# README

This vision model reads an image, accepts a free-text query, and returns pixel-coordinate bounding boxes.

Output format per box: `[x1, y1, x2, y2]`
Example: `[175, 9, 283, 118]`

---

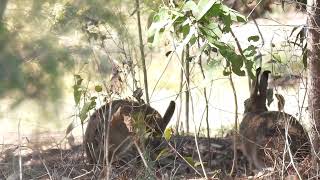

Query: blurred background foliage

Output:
[0, 0, 141, 107]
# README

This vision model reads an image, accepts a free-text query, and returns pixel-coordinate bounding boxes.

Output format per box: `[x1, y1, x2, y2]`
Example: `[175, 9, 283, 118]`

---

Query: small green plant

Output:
[147, 0, 260, 78]
[66, 74, 102, 138]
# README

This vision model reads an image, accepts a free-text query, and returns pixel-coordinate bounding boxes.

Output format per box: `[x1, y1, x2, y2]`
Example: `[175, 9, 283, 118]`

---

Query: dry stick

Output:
[299, 77, 308, 122]
[133, 141, 150, 172]
[177, 42, 207, 177]
[18, 119, 22, 180]
[167, 142, 202, 176]
[189, 92, 208, 179]
[181, 44, 208, 177]
[176, 49, 185, 135]
[170, 34, 186, 134]
[228, 67, 239, 175]
[39, 156, 53, 180]
[240, 0, 265, 47]
[87, 38, 116, 177]
[135, 0, 150, 104]
[246, 0, 263, 19]
[281, 115, 288, 178]
[197, 39, 211, 166]
[284, 120, 303, 180]
[80, 81, 91, 162]
[229, 28, 251, 91]
[197, 79, 215, 137]
[105, 97, 114, 180]
[73, 170, 94, 179]
[185, 44, 190, 134]
[149, 48, 174, 100]
[150, 77, 229, 103]
[252, 18, 265, 47]
[229, 28, 246, 175]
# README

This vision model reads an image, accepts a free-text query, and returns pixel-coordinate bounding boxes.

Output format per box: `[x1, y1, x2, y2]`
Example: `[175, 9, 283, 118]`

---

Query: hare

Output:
[84, 99, 175, 164]
[239, 68, 310, 170]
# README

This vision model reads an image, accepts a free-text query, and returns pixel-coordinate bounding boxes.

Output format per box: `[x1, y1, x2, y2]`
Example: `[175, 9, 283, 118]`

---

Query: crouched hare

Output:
[239, 68, 310, 170]
[84, 99, 175, 164]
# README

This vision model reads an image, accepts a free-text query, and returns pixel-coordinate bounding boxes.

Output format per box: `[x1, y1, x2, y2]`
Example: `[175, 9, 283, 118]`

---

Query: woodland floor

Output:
[0, 134, 312, 180]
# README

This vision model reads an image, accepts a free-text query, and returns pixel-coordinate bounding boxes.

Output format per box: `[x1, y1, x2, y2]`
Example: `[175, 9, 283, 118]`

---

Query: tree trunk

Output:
[307, 0, 320, 173]
[0, 0, 8, 21]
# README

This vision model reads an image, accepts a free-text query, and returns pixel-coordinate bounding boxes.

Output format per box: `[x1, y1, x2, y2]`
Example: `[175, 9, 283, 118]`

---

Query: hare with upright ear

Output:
[239, 68, 310, 170]
[84, 99, 176, 164]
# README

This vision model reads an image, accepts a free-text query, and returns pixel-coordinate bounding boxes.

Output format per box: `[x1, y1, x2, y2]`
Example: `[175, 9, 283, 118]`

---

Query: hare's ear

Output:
[160, 101, 176, 131]
[251, 67, 261, 96]
[259, 70, 271, 98]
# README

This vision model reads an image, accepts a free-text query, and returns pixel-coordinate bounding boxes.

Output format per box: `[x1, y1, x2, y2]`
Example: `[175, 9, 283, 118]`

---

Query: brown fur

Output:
[240, 68, 310, 169]
[84, 99, 175, 164]
[240, 111, 309, 169]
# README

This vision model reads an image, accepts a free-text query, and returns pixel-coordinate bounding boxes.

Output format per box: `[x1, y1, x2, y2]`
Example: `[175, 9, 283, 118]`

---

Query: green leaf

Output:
[229, 9, 246, 22]
[177, 25, 196, 50]
[73, 84, 82, 106]
[183, 1, 198, 17]
[199, 22, 222, 41]
[215, 43, 245, 76]
[243, 45, 257, 57]
[73, 74, 84, 105]
[184, 156, 195, 167]
[272, 53, 282, 62]
[207, 22, 222, 37]
[74, 74, 83, 86]
[156, 148, 170, 160]
[205, 3, 222, 17]
[173, 16, 187, 34]
[220, 4, 230, 15]
[228, 54, 245, 76]
[248, 35, 260, 42]
[147, 9, 172, 45]
[223, 68, 231, 76]
[147, 12, 156, 28]
[245, 60, 255, 79]
[196, 0, 216, 20]
[189, 35, 197, 46]
[221, 14, 232, 32]
[195, 161, 207, 167]
[182, 24, 190, 39]
[95, 85, 102, 92]
[164, 127, 173, 141]
[79, 100, 96, 122]
[66, 120, 76, 135]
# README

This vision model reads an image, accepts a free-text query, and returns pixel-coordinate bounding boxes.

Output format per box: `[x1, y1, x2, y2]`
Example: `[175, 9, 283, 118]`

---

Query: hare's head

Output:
[244, 68, 271, 113]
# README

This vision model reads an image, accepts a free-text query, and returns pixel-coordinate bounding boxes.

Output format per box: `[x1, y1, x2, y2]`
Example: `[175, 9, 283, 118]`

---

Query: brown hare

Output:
[239, 68, 310, 170]
[84, 99, 175, 164]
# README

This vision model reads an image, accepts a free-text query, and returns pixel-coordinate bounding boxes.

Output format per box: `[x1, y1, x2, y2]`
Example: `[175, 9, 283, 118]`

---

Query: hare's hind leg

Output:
[242, 143, 264, 170]
[252, 148, 265, 170]
[241, 143, 255, 170]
